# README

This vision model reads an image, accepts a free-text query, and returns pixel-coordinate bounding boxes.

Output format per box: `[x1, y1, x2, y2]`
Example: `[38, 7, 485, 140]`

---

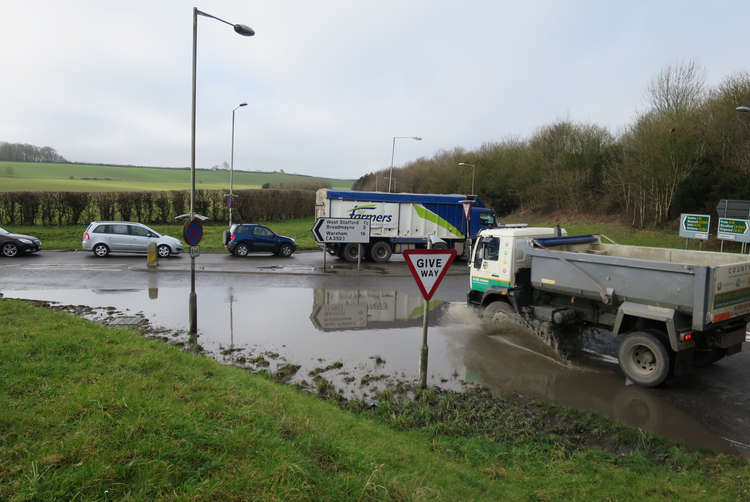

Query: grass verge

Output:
[1, 299, 748, 500]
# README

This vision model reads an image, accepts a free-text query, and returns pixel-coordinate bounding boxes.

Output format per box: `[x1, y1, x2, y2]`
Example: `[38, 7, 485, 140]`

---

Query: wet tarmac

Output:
[2, 251, 750, 458]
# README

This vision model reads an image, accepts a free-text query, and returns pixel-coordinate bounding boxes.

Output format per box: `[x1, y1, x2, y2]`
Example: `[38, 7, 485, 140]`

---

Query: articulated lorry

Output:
[468, 226, 749, 387]
[315, 189, 497, 262]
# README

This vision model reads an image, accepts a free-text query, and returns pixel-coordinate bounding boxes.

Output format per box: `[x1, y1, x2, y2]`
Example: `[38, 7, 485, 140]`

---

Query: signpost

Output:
[312, 218, 371, 272]
[718, 217, 750, 253]
[310, 304, 368, 331]
[460, 200, 472, 258]
[679, 213, 710, 249]
[403, 248, 457, 389]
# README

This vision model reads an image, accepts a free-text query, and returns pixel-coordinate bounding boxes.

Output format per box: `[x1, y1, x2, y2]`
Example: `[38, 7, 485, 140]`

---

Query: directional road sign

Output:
[183, 218, 204, 246]
[679, 213, 710, 240]
[718, 218, 750, 243]
[310, 304, 368, 331]
[403, 249, 457, 300]
[312, 218, 370, 243]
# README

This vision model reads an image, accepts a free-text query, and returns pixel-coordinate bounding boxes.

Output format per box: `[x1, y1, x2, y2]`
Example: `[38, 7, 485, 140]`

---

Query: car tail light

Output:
[83, 232, 90, 240]
[680, 332, 693, 342]
[230, 233, 235, 241]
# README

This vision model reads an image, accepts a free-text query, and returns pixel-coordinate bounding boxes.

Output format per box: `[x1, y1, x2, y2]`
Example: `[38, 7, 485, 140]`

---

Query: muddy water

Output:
[2, 284, 739, 456]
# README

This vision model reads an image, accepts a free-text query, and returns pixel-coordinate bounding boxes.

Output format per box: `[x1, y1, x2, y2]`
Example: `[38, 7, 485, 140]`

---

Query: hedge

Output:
[0, 189, 315, 226]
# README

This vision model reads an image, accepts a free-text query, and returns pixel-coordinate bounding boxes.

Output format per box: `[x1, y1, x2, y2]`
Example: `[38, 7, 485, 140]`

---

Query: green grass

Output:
[0, 161, 354, 192]
[1, 299, 748, 501]
[6, 218, 320, 252]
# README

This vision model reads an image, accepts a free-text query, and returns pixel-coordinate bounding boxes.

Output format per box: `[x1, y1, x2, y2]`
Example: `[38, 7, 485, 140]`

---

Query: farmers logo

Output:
[348, 204, 393, 223]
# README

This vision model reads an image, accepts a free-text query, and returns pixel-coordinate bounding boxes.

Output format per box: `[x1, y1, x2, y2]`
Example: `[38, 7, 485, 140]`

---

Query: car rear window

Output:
[93, 225, 110, 234]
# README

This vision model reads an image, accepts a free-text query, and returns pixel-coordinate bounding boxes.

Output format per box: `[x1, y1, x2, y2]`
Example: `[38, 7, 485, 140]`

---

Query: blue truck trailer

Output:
[315, 189, 497, 262]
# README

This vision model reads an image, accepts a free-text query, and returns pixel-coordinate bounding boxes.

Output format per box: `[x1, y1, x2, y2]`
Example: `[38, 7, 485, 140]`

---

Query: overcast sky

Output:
[1, 1, 749, 179]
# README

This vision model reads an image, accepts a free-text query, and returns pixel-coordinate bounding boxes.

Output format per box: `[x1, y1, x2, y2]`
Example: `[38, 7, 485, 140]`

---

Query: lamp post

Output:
[388, 136, 422, 192]
[189, 8, 254, 336]
[228, 102, 247, 228]
[457, 162, 476, 195]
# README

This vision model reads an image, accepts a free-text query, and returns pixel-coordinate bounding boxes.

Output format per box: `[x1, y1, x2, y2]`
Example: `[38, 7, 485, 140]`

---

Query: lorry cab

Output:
[468, 226, 564, 305]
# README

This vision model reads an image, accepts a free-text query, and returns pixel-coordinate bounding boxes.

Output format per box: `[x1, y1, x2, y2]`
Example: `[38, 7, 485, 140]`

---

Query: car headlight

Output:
[18, 238, 32, 244]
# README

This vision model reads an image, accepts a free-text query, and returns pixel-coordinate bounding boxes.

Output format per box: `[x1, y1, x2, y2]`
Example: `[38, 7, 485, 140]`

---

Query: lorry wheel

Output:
[618, 331, 670, 387]
[480, 301, 516, 332]
[342, 243, 361, 263]
[369, 241, 392, 263]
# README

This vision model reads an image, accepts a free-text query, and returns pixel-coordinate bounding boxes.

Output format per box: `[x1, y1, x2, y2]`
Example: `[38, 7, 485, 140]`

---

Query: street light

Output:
[737, 106, 750, 113]
[188, 8, 254, 336]
[457, 162, 476, 195]
[227, 102, 247, 228]
[388, 136, 422, 192]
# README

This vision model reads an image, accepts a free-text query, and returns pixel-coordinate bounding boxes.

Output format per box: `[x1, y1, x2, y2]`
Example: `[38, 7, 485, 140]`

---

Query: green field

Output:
[0, 161, 354, 192]
[1, 299, 748, 500]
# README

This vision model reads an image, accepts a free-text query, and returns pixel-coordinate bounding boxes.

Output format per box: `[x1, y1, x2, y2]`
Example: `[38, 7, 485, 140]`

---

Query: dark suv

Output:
[225, 224, 296, 257]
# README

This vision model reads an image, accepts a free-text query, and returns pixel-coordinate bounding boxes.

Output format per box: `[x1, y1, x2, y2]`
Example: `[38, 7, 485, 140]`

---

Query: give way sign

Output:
[403, 249, 457, 300]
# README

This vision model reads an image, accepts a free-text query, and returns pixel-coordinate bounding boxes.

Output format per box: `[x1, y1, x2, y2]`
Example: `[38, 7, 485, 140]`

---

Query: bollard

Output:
[147, 242, 158, 268]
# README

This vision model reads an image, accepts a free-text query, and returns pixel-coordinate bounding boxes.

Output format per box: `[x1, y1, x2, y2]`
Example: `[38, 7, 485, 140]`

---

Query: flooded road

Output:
[2, 252, 749, 458]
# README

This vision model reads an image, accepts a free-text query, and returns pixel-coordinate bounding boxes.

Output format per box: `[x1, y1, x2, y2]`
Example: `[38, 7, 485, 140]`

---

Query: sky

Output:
[1, 1, 749, 180]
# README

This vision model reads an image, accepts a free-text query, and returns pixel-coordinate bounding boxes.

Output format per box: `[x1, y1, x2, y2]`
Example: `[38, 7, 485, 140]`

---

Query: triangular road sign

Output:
[403, 249, 457, 300]
[461, 200, 472, 220]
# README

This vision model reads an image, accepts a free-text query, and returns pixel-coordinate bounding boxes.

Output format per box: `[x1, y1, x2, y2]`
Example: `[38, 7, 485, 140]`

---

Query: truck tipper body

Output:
[315, 189, 497, 262]
[468, 226, 749, 387]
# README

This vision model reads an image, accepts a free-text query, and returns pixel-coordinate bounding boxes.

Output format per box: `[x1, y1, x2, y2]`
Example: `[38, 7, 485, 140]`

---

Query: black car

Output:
[0, 226, 42, 257]
[225, 223, 296, 257]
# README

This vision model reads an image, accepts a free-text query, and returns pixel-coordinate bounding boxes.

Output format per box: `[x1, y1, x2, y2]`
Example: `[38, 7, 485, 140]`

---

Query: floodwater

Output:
[2, 282, 743, 456]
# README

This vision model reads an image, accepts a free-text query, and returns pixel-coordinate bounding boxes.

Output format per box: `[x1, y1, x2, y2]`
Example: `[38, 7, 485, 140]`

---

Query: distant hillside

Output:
[0, 161, 354, 192]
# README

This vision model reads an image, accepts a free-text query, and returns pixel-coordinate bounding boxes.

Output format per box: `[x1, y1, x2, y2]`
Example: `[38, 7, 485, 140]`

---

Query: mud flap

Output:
[672, 348, 695, 377]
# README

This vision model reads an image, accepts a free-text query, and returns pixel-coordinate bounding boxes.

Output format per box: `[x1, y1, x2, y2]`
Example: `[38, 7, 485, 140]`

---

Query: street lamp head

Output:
[738, 106, 750, 113]
[239, 102, 247, 107]
[457, 162, 475, 167]
[413, 136, 423, 141]
[234, 24, 255, 36]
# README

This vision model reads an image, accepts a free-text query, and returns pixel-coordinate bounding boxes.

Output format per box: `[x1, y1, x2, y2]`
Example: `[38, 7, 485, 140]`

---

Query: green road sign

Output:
[718, 217, 750, 243]
[679, 213, 710, 240]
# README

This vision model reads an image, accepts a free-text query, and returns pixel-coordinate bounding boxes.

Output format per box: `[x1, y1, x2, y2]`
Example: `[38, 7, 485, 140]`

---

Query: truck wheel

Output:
[481, 301, 516, 332]
[618, 331, 670, 387]
[369, 241, 392, 262]
[342, 243, 361, 263]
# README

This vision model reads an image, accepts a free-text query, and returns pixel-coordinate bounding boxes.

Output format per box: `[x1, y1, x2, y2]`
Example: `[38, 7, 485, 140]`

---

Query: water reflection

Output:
[310, 288, 446, 331]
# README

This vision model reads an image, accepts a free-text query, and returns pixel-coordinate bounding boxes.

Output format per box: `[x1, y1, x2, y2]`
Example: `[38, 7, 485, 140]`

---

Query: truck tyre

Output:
[342, 243, 361, 263]
[618, 331, 670, 387]
[369, 241, 392, 263]
[480, 301, 516, 332]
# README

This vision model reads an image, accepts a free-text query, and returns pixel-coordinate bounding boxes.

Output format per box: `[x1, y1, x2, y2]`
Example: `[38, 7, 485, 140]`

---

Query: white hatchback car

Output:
[82, 221, 184, 258]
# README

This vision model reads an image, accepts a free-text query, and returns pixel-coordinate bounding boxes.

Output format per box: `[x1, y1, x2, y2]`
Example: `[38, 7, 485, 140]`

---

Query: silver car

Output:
[82, 221, 184, 258]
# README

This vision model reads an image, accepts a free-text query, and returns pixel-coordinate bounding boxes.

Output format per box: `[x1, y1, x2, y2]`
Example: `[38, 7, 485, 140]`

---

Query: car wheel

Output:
[369, 241, 392, 263]
[157, 244, 171, 258]
[93, 243, 110, 258]
[2, 242, 19, 257]
[618, 331, 670, 387]
[278, 243, 294, 257]
[234, 243, 249, 257]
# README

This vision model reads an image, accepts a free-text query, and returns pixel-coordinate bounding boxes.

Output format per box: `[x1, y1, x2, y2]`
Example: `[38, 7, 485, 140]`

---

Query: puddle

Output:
[1, 284, 742, 456]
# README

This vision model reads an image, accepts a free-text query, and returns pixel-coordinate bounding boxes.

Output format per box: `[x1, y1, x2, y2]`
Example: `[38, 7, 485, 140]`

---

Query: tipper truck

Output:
[315, 188, 497, 262]
[468, 225, 749, 387]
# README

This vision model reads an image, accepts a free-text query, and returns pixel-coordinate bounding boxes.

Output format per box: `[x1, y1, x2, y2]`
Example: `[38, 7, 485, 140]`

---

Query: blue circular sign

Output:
[183, 218, 204, 246]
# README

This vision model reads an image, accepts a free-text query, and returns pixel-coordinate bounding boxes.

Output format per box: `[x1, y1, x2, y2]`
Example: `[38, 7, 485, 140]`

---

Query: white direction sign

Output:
[312, 218, 370, 243]
[403, 249, 457, 300]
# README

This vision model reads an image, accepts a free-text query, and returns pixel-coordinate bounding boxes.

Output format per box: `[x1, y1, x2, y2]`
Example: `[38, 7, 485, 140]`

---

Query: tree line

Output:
[0, 189, 315, 226]
[0, 142, 68, 163]
[354, 63, 750, 228]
